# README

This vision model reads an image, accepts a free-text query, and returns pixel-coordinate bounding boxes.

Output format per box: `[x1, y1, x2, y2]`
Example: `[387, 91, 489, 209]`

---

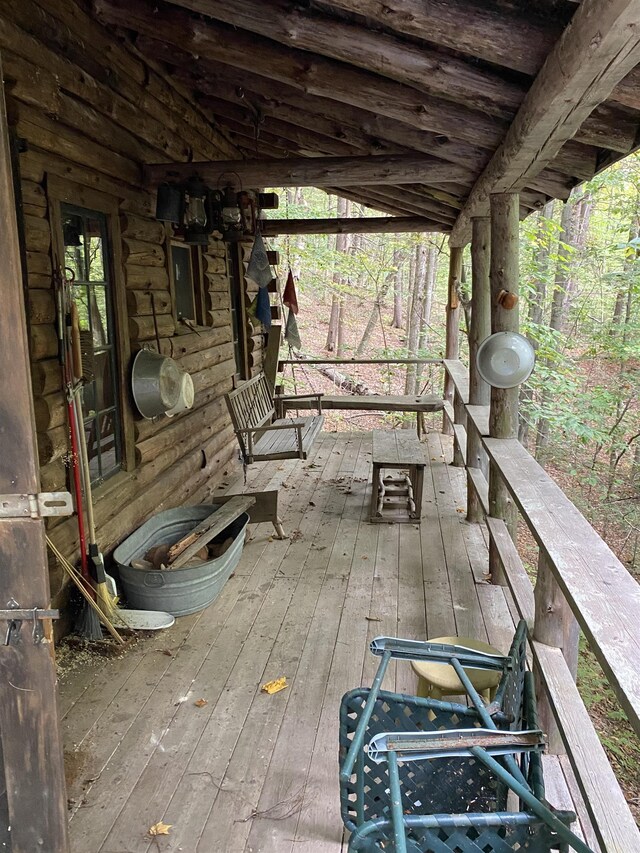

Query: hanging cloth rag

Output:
[282, 268, 299, 314]
[254, 285, 272, 328]
[246, 232, 273, 289]
[284, 307, 301, 350]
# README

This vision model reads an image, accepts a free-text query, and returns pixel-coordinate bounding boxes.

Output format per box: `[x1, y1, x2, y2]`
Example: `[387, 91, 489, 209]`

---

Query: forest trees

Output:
[268, 165, 639, 572]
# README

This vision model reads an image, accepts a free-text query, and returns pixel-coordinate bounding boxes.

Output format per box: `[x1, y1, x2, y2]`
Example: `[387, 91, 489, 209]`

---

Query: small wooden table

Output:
[370, 430, 426, 523]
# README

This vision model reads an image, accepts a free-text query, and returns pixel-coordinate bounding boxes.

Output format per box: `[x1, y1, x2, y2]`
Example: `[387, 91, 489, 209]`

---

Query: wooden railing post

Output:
[533, 552, 581, 753]
[443, 245, 463, 436]
[451, 389, 466, 466]
[488, 193, 519, 582]
[467, 216, 491, 521]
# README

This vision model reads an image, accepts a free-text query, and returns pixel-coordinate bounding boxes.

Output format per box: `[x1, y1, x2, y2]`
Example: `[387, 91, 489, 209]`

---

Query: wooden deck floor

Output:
[58, 431, 584, 853]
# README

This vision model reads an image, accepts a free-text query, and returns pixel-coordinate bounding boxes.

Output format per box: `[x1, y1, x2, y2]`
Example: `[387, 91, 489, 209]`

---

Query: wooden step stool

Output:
[370, 430, 425, 523]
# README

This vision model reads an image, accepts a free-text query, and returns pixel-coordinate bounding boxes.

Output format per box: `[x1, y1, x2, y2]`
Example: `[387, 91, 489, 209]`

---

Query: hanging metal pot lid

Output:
[131, 349, 183, 419]
[476, 332, 535, 389]
[165, 372, 195, 418]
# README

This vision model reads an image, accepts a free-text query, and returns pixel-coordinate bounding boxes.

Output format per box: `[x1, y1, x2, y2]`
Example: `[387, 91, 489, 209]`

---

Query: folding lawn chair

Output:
[338, 621, 592, 853]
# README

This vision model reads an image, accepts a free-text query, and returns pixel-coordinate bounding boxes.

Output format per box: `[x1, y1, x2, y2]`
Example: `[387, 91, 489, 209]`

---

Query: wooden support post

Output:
[488, 193, 519, 581]
[467, 216, 491, 521]
[533, 552, 581, 753]
[0, 63, 70, 852]
[443, 245, 462, 436]
[451, 390, 466, 467]
[263, 323, 282, 395]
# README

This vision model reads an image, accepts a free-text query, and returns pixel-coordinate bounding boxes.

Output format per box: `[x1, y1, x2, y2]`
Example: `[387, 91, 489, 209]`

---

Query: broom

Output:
[56, 276, 102, 639]
[46, 537, 124, 644]
[70, 302, 118, 621]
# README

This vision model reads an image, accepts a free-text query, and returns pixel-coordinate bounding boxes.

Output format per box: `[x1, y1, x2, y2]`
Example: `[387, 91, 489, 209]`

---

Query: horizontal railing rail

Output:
[278, 357, 444, 368]
[442, 358, 640, 853]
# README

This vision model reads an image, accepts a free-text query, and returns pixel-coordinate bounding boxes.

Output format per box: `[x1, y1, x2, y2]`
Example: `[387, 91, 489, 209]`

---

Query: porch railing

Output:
[443, 359, 640, 853]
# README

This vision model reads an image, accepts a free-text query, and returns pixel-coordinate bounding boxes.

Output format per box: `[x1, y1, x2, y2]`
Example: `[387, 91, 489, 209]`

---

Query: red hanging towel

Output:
[282, 268, 299, 315]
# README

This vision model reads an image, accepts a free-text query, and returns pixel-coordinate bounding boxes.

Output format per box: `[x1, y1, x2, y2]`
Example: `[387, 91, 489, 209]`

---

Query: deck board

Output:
[58, 431, 585, 852]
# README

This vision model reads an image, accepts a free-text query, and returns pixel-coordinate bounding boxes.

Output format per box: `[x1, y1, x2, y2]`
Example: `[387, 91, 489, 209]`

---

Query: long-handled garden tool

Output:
[56, 270, 102, 640]
[69, 300, 118, 621]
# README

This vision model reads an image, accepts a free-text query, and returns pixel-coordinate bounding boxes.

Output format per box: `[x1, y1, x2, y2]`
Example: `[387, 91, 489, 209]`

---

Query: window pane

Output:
[63, 203, 122, 485]
[63, 213, 86, 281]
[91, 286, 109, 347]
[85, 422, 101, 481]
[73, 285, 91, 331]
[86, 218, 107, 282]
[173, 244, 196, 319]
[92, 350, 115, 412]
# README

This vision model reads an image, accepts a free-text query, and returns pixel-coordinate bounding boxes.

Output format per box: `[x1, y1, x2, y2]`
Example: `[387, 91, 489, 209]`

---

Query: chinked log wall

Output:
[1, 0, 260, 621]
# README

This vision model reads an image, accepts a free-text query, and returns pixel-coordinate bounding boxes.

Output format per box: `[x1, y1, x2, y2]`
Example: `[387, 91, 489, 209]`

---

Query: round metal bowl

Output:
[131, 349, 183, 419]
[166, 372, 195, 418]
[476, 331, 535, 389]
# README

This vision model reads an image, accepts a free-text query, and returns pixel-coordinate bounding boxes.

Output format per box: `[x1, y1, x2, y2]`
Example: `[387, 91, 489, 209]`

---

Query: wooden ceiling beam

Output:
[164, 0, 524, 120]
[321, 0, 566, 77]
[260, 216, 445, 235]
[94, 0, 507, 150]
[206, 108, 359, 158]
[451, 0, 640, 245]
[136, 36, 598, 183]
[327, 187, 419, 219]
[198, 94, 384, 156]
[144, 152, 474, 189]
[353, 186, 454, 222]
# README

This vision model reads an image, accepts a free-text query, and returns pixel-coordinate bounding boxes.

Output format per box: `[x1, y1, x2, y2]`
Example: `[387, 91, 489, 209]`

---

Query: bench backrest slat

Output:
[226, 373, 276, 461]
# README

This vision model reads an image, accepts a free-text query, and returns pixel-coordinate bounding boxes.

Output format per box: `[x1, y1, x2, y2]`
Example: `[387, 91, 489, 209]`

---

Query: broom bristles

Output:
[75, 597, 103, 641]
[95, 582, 118, 620]
[46, 537, 124, 644]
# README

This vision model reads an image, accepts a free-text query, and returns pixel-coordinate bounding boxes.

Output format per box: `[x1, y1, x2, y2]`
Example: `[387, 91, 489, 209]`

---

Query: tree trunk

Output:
[416, 241, 438, 390]
[549, 193, 576, 334]
[536, 192, 581, 458]
[391, 248, 404, 328]
[325, 196, 350, 351]
[563, 191, 592, 323]
[404, 242, 428, 398]
[356, 278, 391, 356]
[325, 294, 340, 351]
[337, 297, 346, 356]
[520, 202, 553, 445]
[529, 201, 554, 328]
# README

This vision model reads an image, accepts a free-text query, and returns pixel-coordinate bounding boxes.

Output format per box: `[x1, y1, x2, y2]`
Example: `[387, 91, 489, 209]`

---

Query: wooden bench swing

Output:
[225, 371, 324, 464]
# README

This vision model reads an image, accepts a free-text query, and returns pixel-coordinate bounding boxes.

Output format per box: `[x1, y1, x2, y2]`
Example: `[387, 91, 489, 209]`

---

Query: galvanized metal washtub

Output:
[113, 505, 249, 616]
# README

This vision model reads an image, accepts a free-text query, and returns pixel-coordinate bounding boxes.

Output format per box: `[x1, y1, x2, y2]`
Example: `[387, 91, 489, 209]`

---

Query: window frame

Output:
[166, 229, 207, 328]
[227, 242, 251, 382]
[48, 177, 135, 482]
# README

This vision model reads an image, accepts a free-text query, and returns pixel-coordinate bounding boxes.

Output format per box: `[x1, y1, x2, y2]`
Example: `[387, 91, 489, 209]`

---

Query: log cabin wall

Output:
[0, 0, 264, 629]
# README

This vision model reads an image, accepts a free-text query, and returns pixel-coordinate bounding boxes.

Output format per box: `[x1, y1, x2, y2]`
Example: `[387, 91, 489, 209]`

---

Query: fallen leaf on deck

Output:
[194, 698, 208, 708]
[261, 676, 288, 694]
[366, 616, 382, 622]
[148, 821, 172, 836]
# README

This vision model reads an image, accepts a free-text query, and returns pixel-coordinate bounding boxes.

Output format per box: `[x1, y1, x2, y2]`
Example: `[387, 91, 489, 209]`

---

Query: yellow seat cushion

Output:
[410, 636, 502, 700]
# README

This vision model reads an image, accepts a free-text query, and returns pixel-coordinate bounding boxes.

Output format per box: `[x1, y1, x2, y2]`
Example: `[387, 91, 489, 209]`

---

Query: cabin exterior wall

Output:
[1, 0, 263, 630]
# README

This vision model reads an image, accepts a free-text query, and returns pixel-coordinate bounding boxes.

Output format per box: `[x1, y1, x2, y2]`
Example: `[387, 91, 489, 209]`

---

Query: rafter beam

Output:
[94, 0, 506, 150]
[163, 0, 524, 120]
[135, 36, 600, 182]
[144, 153, 472, 189]
[322, 0, 566, 77]
[451, 0, 640, 246]
[260, 216, 444, 235]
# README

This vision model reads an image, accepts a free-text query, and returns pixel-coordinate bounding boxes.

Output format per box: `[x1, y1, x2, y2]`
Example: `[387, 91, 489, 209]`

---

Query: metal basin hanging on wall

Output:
[131, 349, 183, 419]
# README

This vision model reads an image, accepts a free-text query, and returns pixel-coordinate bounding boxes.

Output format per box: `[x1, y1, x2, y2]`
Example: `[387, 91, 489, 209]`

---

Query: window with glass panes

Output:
[62, 205, 122, 484]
